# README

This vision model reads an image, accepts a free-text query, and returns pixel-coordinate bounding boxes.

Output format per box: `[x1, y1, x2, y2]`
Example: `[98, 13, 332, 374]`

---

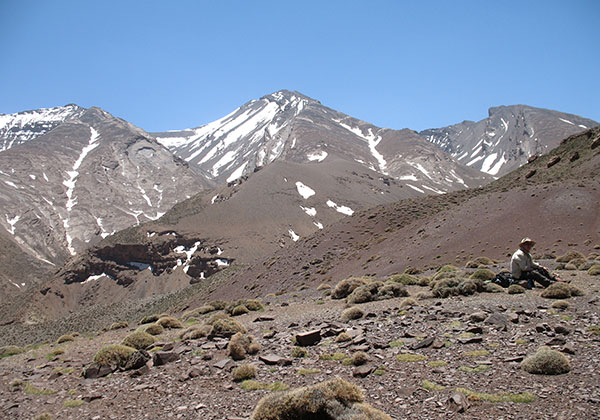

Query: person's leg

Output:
[529, 270, 551, 288]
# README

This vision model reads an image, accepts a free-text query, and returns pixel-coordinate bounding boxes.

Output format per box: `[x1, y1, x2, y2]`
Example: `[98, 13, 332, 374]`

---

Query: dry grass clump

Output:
[551, 300, 569, 310]
[231, 305, 250, 316]
[507, 284, 526, 294]
[209, 316, 247, 338]
[228, 332, 260, 360]
[588, 264, 600, 275]
[349, 351, 369, 366]
[521, 347, 571, 375]
[144, 323, 164, 335]
[388, 273, 419, 285]
[331, 277, 370, 299]
[431, 276, 484, 298]
[209, 300, 228, 310]
[108, 321, 128, 330]
[340, 306, 365, 322]
[346, 280, 407, 304]
[122, 331, 156, 350]
[556, 250, 585, 263]
[180, 324, 213, 340]
[183, 305, 216, 320]
[317, 283, 331, 291]
[541, 283, 584, 299]
[291, 347, 308, 358]
[483, 282, 505, 293]
[469, 269, 496, 281]
[0, 345, 25, 358]
[250, 378, 392, 420]
[232, 363, 257, 382]
[336, 332, 352, 343]
[35, 413, 53, 420]
[399, 297, 418, 308]
[93, 344, 136, 367]
[156, 317, 184, 329]
[465, 256, 493, 268]
[139, 314, 159, 324]
[56, 334, 75, 344]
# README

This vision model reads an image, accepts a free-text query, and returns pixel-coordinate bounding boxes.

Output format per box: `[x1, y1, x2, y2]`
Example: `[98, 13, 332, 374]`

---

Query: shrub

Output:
[418, 276, 431, 286]
[458, 279, 484, 295]
[93, 344, 136, 367]
[209, 300, 228, 310]
[508, 284, 526, 294]
[242, 380, 289, 392]
[139, 314, 159, 324]
[350, 351, 369, 366]
[244, 299, 264, 311]
[556, 250, 585, 263]
[541, 283, 572, 299]
[0, 345, 25, 358]
[335, 332, 352, 343]
[63, 399, 85, 408]
[469, 269, 496, 281]
[183, 305, 216, 319]
[317, 283, 331, 291]
[122, 331, 155, 350]
[56, 334, 75, 344]
[551, 300, 569, 310]
[331, 277, 370, 299]
[340, 306, 364, 322]
[35, 414, 53, 420]
[465, 256, 493, 268]
[291, 347, 308, 358]
[399, 297, 417, 308]
[347, 281, 382, 304]
[483, 282, 505, 293]
[108, 321, 128, 330]
[377, 282, 408, 299]
[231, 305, 250, 316]
[210, 317, 247, 338]
[431, 265, 462, 282]
[180, 324, 213, 340]
[144, 323, 164, 335]
[228, 333, 260, 360]
[388, 273, 419, 285]
[404, 266, 421, 275]
[232, 363, 257, 382]
[250, 378, 392, 420]
[521, 347, 571, 375]
[588, 264, 600, 275]
[568, 284, 584, 296]
[156, 317, 183, 329]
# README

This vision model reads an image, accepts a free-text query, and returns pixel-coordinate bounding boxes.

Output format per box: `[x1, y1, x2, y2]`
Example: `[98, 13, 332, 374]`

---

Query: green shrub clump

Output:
[93, 344, 136, 367]
[156, 317, 184, 329]
[122, 331, 156, 350]
[331, 277, 370, 299]
[139, 314, 159, 324]
[250, 378, 392, 420]
[541, 283, 584, 299]
[507, 284, 526, 294]
[180, 324, 213, 340]
[521, 347, 571, 375]
[0, 345, 25, 358]
[556, 250, 585, 263]
[108, 321, 129, 330]
[388, 273, 419, 285]
[228, 332, 260, 360]
[469, 269, 496, 281]
[56, 334, 75, 344]
[291, 347, 308, 358]
[232, 363, 257, 382]
[144, 323, 164, 335]
[209, 316, 247, 338]
[588, 264, 600, 276]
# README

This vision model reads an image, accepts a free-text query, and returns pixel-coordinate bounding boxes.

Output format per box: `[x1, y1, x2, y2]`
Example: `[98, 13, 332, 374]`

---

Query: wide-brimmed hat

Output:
[520, 237, 536, 246]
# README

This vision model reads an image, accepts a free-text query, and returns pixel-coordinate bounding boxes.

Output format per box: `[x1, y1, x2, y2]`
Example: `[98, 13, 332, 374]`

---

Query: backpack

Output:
[491, 271, 514, 288]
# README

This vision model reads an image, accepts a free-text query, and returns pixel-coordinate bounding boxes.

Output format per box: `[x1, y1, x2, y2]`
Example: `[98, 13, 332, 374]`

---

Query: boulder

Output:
[295, 330, 321, 346]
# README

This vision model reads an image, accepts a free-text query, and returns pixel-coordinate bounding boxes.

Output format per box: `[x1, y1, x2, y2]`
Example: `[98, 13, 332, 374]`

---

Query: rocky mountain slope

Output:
[0, 107, 210, 302]
[213, 127, 600, 301]
[421, 105, 598, 176]
[155, 90, 489, 193]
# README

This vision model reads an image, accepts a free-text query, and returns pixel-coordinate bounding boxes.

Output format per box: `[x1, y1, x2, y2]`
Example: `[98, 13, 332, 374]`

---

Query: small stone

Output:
[545, 337, 567, 347]
[83, 364, 114, 379]
[259, 354, 292, 366]
[447, 391, 470, 413]
[485, 313, 508, 330]
[470, 312, 487, 323]
[353, 365, 375, 378]
[465, 326, 483, 334]
[560, 345, 576, 355]
[411, 336, 435, 350]
[254, 316, 275, 322]
[153, 351, 179, 366]
[213, 359, 232, 370]
[458, 336, 483, 345]
[554, 325, 571, 335]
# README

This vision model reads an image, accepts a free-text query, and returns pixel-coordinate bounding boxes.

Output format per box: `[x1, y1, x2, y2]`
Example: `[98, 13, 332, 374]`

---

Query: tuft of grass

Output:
[521, 347, 571, 375]
[464, 350, 490, 357]
[209, 316, 247, 338]
[231, 305, 250, 316]
[63, 399, 85, 408]
[340, 306, 364, 322]
[108, 321, 128, 330]
[588, 325, 600, 335]
[241, 380, 289, 391]
[455, 387, 536, 403]
[156, 317, 183, 329]
[396, 353, 428, 362]
[56, 334, 75, 344]
[427, 360, 448, 368]
[459, 365, 490, 373]
[422, 380, 445, 391]
[122, 331, 155, 350]
[144, 323, 164, 335]
[232, 364, 257, 382]
[35, 414, 53, 420]
[335, 332, 352, 343]
[551, 301, 569, 310]
[93, 344, 136, 367]
[46, 349, 64, 361]
[139, 314, 159, 324]
[469, 269, 496, 281]
[374, 366, 386, 376]
[507, 284, 526, 294]
[291, 347, 308, 358]
[297, 368, 321, 375]
[389, 339, 405, 348]
[0, 345, 25, 358]
[24, 382, 56, 395]
[319, 353, 347, 361]
[588, 264, 600, 275]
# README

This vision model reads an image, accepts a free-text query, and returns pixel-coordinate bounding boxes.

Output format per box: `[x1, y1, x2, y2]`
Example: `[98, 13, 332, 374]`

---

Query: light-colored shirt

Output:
[510, 248, 539, 279]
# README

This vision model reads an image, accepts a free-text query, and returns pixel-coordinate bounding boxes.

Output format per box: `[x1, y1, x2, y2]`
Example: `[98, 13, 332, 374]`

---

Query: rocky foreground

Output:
[1, 263, 599, 420]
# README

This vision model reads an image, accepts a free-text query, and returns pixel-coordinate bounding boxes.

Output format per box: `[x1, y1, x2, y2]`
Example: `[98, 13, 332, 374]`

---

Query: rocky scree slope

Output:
[421, 104, 598, 177]
[0, 106, 210, 303]
[214, 127, 600, 301]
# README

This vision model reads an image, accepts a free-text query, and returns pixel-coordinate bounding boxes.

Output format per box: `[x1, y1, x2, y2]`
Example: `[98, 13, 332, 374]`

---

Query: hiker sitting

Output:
[510, 238, 555, 289]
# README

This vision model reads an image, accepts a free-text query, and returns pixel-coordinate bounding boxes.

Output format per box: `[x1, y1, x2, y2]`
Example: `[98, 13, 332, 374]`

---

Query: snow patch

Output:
[296, 181, 315, 199]
[307, 150, 328, 162]
[4, 180, 18, 189]
[326, 200, 354, 215]
[226, 161, 248, 183]
[6, 214, 20, 235]
[398, 175, 418, 182]
[82, 273, 113, 284]
[313, 221, 324, 229]
[559, 118, 574, 126]
[300, 206, 317, 217]
[288, 229, 299, 241]
[407, 184, 425, 194]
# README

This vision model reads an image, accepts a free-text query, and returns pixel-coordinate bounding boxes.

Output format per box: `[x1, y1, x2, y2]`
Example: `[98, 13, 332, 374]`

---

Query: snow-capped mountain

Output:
[155, 90, 489, 193]
[0, 106, 209, 302]
[0, 104, 86, 152]
[421, 105, 598, 176]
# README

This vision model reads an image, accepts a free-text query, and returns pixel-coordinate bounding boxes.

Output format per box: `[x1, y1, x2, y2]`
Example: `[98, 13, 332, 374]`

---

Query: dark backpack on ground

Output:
[491, 271, 514, 288]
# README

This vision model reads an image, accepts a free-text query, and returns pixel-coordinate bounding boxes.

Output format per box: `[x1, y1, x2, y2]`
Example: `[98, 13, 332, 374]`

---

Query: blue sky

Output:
[1, 0, 598, 132]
